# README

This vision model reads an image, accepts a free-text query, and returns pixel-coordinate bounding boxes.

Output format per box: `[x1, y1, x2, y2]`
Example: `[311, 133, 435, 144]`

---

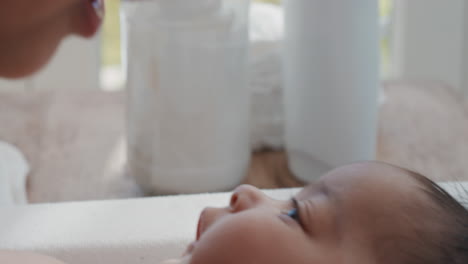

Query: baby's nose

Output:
[229, 184, 268, 212]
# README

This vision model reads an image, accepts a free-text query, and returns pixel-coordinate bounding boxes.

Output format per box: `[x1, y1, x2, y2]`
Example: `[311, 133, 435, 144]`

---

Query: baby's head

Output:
[171, 161, 468, 264]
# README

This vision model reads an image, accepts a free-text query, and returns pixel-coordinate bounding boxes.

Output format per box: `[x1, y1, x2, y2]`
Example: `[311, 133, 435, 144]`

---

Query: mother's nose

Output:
[229, 184, 269, 212]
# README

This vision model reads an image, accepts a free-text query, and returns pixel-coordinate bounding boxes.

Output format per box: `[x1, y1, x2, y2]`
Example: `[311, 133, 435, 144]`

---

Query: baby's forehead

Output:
[299, 163, 433, 216]
[318, 162, 420, 192]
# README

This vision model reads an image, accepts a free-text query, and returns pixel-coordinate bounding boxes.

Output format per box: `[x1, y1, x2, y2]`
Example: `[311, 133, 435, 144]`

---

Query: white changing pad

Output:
[0, 184, 466, 264]
[0, 189, 297, 264]
[0, 141, 29, 206]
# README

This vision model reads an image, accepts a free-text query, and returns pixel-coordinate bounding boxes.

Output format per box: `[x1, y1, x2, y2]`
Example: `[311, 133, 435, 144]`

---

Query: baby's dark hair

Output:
[398, 171, 468, 264]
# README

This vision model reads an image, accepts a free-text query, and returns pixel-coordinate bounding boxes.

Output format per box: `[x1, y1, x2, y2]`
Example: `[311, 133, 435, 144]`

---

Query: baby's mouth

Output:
[184, 242, 196, 256]
[196, 209, 206, 241]
[196, 217, 202, 241]
[183, 210, 206, 256]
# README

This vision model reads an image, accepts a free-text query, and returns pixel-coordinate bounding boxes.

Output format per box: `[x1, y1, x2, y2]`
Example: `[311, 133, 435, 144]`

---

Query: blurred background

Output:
[100, 0, 393, 91]
[1, 0, 466, 96]
[1, 0, 468, 203]
[0, 0, 395, 92]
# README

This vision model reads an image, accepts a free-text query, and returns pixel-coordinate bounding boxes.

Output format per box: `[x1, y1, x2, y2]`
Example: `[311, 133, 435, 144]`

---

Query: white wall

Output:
[462, 2, 468, 97]
[31, 35, 101, 91]
[392, 0, 468, 96]
[4, 2, 468, 95]
[0, 35, 100, 91]
[0, 79, 29, 92]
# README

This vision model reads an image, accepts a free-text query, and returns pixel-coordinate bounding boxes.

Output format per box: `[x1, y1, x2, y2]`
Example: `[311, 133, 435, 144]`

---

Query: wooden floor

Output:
[244, 150, 304, 189]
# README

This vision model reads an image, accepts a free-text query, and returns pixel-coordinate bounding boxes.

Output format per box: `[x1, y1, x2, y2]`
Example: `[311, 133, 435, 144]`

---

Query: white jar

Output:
[283, 0, 380, 181]
[122, 0, 251, 194]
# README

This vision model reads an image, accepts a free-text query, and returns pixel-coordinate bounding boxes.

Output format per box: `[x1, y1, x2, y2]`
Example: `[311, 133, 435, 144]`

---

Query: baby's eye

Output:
[287, 208, 300, 222]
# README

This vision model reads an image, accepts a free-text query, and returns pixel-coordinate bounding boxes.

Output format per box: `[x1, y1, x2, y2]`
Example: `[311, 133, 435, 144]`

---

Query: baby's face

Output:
[184, 162, 430, 264]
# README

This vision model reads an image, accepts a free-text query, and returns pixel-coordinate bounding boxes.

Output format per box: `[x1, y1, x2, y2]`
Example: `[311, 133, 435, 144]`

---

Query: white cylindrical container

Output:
[122, 0, 251, 194]
[283, 0, 380, 182]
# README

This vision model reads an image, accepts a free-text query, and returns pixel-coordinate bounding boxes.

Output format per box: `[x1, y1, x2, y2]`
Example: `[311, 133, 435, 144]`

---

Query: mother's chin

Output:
[0, 10, 76, 78]
[0, 33, 63, 79]
[0, 0, 104, 79]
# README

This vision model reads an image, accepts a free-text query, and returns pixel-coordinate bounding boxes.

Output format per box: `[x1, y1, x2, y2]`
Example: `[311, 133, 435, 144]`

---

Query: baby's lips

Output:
[196, 207, 228, 241]
[183, 242, 196, 256]
[196, 209, 206, 241]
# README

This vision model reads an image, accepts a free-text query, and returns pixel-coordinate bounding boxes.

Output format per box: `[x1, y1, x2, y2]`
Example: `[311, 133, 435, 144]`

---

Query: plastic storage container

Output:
[122, 0, 251, 194]
[283, 0, 380, 181]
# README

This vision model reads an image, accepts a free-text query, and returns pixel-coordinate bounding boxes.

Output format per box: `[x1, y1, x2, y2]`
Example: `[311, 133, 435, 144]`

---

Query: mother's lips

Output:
[91, 0, 105, 20]
[79, 0, 105, 38]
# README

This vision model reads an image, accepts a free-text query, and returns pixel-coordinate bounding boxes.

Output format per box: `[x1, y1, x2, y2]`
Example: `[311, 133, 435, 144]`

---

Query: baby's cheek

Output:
[191, 226, 251, 263]
[190, 214, 291, 264]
